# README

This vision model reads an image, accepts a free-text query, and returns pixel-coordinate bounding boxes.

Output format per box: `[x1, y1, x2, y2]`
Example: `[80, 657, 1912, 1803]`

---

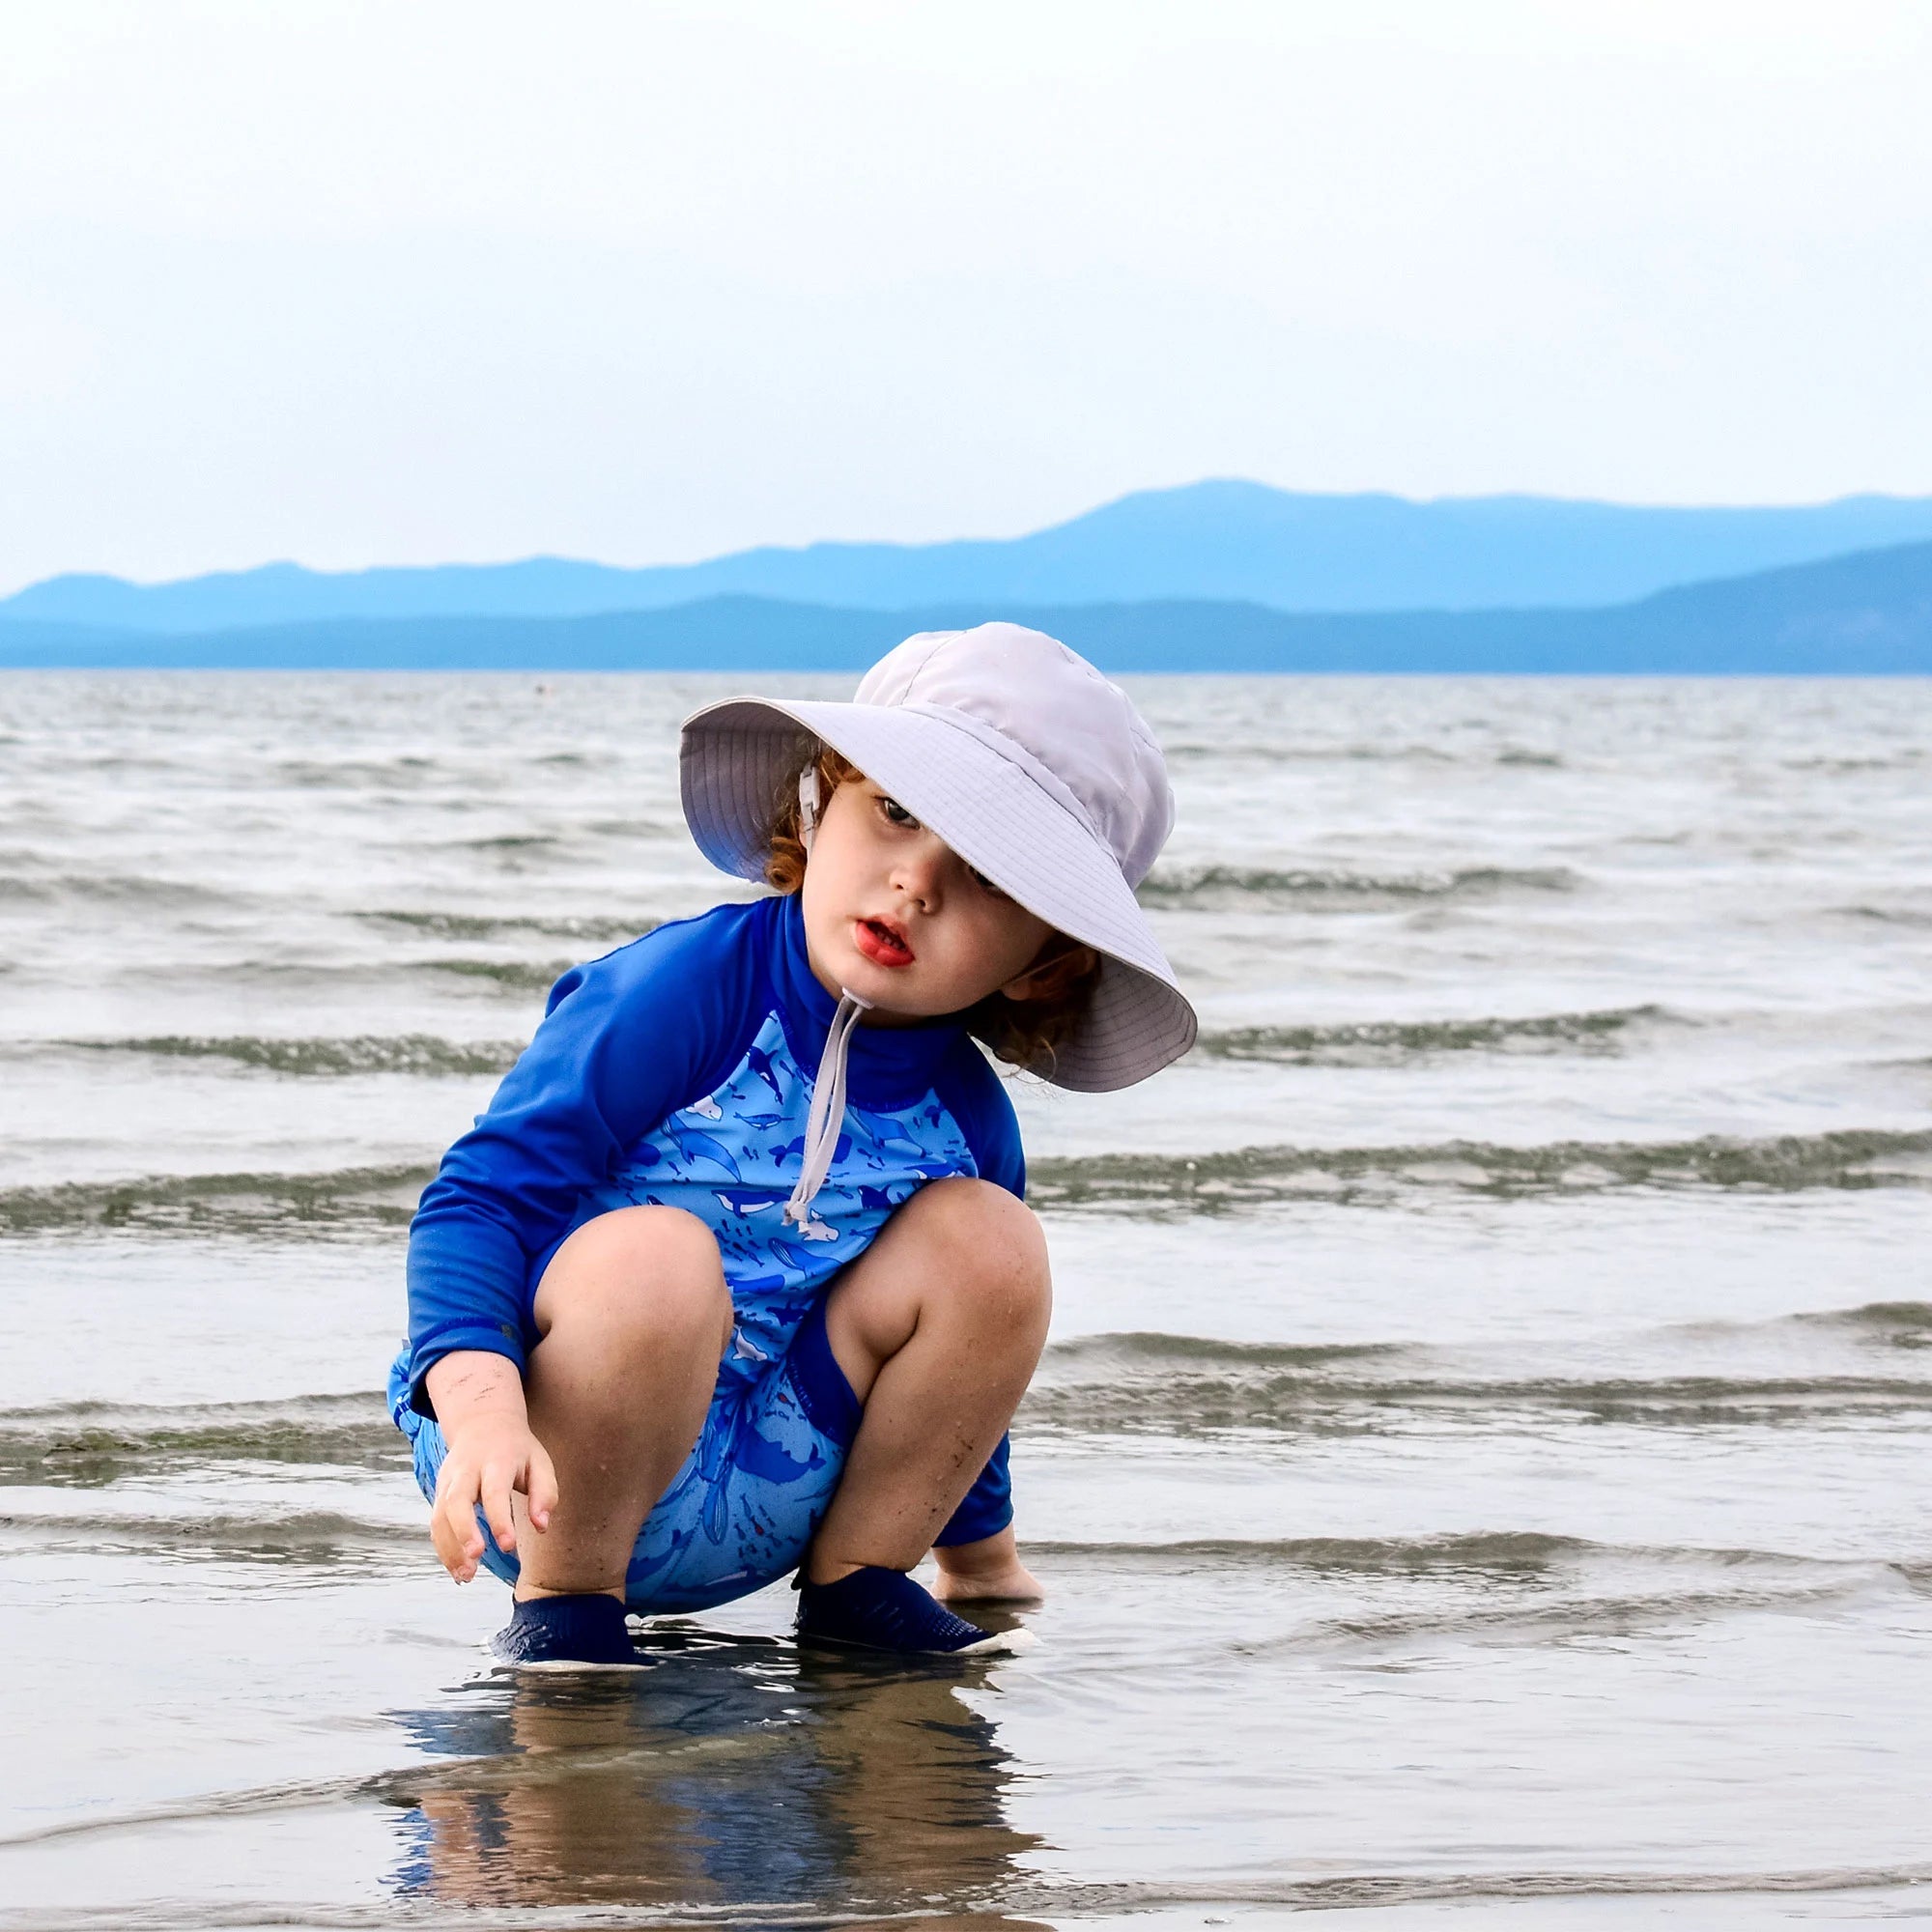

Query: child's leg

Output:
[515, 1206, 732, 1600]
[810, 1178, 1052, 1587]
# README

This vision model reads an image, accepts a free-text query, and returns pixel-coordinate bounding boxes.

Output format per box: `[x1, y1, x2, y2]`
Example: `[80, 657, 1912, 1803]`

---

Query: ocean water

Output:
[1, 670, 1929, 1929]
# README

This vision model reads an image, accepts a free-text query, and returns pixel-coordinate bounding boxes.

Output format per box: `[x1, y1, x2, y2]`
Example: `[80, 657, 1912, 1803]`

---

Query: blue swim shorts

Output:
[399, 1301, 863, 1614]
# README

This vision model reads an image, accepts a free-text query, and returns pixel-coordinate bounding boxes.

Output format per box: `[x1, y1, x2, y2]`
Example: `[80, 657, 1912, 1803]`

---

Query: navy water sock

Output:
[489, 1593, 648, 1671]
[795, 1565, 1034, 1657]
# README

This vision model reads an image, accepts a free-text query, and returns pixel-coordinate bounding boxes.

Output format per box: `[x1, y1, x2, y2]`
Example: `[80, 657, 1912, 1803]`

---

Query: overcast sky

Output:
[3, 0, 1930, 590]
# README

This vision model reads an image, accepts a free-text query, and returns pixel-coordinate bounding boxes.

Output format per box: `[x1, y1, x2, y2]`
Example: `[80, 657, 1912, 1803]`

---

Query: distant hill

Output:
[4, 538, 1930, 674]
[9, 482, 1932, 631]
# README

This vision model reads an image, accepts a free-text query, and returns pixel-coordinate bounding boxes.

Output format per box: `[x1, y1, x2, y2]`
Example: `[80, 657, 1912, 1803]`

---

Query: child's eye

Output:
[968, 866, 1009, 899]
[878, 796, 920, 828]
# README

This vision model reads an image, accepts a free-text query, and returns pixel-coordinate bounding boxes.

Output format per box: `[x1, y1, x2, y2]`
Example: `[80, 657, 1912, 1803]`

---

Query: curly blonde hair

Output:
[764, 744, 1101, 1078]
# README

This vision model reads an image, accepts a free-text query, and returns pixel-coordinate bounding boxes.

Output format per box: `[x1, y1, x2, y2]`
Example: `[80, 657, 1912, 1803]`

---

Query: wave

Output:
[1161, 741, 1564, 770]
[1026, 1126, 1932, 1214]
[0, 1163, 432, 1236]
[0, 1505, 420, 1564]
[1023, 1529, 1610, 1576]
[1832, 903, 1932, 928]
[1024, 1329, 1932, 1436]
[1041, 1315, 1932, 1372]
[1164, 738, 1462, 765]
[1668, 1299, 1932, 1355]
[1244, 1579, 1894, 1659]
[1020, 1529, 1918, 1667]
[1137, 863, 1581, 911]
[5, 1868, 1929, 1921]
[270, 754, 440, 789]
[0, 870, 234, 908]
[419, 955, 574, 990]
[1044, 1330, 1401, 1371]
[585, 816, 679, 840]
[1191, 1004, 1672, 1065]
[213, 956, 573, 992]
[449, 832, 566, 853]
[53, 1035, 524, 1077]
[0, 1391, 400, 1486]
[184, 956, 570, 996]
[1786, 751, 1926, 771]
[10, 1133, 1927, 1246]
[1023, 1372, 1932, 1437]
[1018, 1862, 1932, 1913]
[357, 909, 657, 944]
[1791, 1298, 1932, 1348]
[1021, 1532, 1916, 1588]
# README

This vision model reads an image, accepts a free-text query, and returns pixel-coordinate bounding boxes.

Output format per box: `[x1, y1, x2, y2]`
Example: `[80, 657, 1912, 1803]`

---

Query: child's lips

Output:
[854, 917, 916, 968]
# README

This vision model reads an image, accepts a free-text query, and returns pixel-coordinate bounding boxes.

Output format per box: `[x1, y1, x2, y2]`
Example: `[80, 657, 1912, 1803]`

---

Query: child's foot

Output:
[796, 1565, 1036, 1656]
[489, 1593, 649, 1671]
[931, 1538, 1043, 1600]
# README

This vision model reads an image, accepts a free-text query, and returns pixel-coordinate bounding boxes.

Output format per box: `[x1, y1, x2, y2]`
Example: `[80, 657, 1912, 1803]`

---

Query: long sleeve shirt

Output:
[392, 889, 1023, 1539]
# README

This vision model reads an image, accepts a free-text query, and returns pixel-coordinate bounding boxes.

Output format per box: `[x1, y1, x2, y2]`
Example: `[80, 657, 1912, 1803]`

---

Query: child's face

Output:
[799, 774, 1059, 1022]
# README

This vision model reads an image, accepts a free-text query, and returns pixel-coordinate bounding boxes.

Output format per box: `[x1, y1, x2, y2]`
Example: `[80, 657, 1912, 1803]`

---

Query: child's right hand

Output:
[422, 1352, 561, 1583]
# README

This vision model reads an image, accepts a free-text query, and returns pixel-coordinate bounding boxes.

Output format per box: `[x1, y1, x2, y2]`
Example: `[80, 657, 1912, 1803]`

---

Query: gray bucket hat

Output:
[679, 621, 1196, 1091]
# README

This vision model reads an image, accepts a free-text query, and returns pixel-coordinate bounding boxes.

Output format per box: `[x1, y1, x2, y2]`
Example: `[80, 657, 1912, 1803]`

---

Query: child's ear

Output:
[999, 941, 1098, 1005]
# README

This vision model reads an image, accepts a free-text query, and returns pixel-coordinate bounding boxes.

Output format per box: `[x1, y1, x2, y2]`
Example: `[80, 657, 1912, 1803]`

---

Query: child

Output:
[388, 622, 1195, 1667]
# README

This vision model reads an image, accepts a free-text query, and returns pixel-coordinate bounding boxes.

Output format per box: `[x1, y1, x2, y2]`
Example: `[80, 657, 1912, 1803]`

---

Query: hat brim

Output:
[680, 696, 1197, 1093]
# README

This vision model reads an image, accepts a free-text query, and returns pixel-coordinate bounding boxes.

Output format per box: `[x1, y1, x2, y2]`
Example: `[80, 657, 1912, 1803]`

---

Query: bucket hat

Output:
[679, 622, 1196, 1093]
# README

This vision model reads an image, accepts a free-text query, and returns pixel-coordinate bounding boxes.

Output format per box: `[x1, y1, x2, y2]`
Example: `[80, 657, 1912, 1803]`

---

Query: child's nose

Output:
[891, 835, 948, 909]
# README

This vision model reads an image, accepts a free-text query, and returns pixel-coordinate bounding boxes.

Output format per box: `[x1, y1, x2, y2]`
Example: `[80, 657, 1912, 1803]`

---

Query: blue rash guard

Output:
[387, 890, 1022, 1612]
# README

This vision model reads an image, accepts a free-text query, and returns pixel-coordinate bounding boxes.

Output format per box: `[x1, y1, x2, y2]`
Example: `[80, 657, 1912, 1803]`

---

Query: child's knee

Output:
[535, 1206, 730, 1350]
[913, 1179, 1051, 1331]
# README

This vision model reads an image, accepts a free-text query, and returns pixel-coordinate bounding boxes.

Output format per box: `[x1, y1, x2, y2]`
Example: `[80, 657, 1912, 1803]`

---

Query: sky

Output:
[3, 0, 1931, 592]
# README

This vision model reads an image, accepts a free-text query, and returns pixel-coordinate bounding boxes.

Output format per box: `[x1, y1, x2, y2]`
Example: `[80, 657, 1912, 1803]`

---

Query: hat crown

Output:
[853, 623, 1175, 888]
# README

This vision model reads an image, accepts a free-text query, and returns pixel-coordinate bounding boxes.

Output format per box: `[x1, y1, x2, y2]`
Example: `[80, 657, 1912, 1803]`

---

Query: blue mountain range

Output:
[9, 480, 1932, 631]
[5, 537, 1931, 674]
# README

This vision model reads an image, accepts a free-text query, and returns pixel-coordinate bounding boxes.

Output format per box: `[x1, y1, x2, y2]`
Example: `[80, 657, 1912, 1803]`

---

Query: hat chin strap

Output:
[783, 985, 872, 1228]
[783, 756, 871, 1226]
[797, 766, 821, 852]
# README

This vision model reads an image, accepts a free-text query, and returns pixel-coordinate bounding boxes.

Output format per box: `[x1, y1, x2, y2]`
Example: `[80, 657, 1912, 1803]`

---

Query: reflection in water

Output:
[382, 1622, 1047, 1919]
